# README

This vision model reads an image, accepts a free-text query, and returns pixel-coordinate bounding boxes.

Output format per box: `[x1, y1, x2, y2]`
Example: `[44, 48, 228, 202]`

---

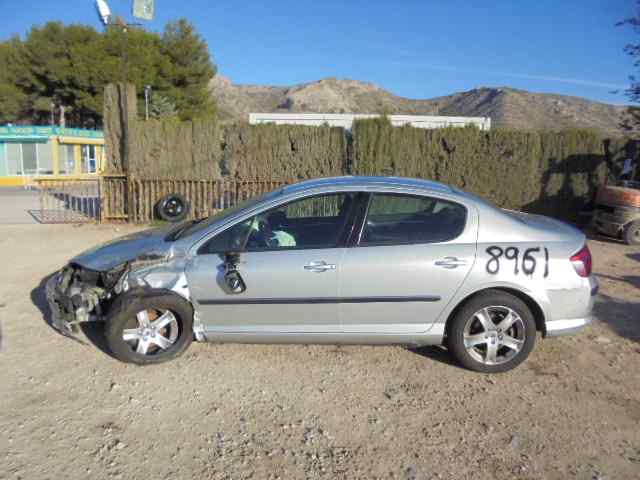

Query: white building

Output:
[249, 113, 491, 131]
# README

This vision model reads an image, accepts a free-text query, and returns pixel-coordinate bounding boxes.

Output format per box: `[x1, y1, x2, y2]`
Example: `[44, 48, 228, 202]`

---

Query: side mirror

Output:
[223, 251, 246, 294]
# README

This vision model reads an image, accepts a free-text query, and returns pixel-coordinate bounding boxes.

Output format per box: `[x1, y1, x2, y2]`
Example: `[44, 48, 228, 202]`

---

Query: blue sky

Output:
[0, 0, 637, 104]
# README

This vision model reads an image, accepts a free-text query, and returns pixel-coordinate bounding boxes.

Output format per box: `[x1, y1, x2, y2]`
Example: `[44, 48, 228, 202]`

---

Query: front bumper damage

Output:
[46, 272, 78, 335]
[45, 264, 120, 336]
[46, 254, 190, 336]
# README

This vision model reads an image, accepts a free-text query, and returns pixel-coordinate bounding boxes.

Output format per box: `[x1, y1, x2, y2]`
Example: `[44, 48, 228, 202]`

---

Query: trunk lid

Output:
[504, 210, 585, 244]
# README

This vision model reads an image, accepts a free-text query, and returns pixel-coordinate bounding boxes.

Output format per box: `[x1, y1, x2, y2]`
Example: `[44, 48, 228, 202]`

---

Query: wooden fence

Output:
[106, 177, 290, 223]
[100, 174, 129, 222]
[34, 176, 290, 224]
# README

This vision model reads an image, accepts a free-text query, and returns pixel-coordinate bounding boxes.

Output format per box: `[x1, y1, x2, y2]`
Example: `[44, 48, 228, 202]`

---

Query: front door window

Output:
[198, 192, 357, 254]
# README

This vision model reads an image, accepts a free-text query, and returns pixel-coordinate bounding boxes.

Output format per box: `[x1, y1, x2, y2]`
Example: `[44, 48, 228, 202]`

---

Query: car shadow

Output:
[593, 292, 640, 343]
[585, 228, 626, 245]
[596, 272, 640, 289]
[409, 345, 461, 368]
[627, 252, 640, 263]
[30, 272, 115, 357]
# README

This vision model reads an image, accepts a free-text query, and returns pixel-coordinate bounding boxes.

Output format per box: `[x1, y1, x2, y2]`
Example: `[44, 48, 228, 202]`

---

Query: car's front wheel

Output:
[105, 290, 194, 365]
[447, 290, 536, 373]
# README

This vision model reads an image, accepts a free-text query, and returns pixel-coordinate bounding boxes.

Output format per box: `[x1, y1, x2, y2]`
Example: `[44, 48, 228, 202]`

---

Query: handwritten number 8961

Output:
[485, 246, 549, 277]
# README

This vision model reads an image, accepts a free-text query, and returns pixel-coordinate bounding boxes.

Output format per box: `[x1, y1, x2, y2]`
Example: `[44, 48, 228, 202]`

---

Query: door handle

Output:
[434, 257, 467, 269]
[304, 261, 337, 272]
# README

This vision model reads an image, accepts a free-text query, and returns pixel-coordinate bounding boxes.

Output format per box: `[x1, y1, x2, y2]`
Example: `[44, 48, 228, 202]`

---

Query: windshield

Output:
[171, 189, 283, 240]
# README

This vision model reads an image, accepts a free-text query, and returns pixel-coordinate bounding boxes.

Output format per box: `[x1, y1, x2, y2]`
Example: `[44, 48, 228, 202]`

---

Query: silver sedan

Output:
[47, 176, 598, 373]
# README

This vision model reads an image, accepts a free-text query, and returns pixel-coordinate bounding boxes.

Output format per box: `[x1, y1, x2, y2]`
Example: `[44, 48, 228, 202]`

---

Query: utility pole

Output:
[144, 85, 151, 120]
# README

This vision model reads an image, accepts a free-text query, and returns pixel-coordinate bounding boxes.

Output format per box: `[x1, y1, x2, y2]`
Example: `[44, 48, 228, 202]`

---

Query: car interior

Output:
[245, 193, 354, 249]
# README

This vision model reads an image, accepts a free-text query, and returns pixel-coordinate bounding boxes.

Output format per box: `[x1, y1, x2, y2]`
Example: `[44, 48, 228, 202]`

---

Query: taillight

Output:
[570, 245, 592, 277]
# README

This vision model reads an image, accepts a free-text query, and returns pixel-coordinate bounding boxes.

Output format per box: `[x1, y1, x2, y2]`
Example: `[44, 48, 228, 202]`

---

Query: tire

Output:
[623, 220, 640, 246]
[155, 193, 190, 223]
[105, 289, 194, 365]
[446, 290, 536, 373]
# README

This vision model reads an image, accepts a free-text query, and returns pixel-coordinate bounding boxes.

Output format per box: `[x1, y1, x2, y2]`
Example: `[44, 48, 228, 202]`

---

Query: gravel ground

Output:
[0, 224, 639, 480]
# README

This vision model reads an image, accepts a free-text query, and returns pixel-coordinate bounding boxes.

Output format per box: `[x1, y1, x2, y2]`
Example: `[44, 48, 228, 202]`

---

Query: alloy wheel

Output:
[122, 308, 179, 355]
[463, 306, 526, 366]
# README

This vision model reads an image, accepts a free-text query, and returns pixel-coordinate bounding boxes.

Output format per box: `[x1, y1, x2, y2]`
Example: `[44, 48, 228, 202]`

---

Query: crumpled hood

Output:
[71, 225, 175, 271]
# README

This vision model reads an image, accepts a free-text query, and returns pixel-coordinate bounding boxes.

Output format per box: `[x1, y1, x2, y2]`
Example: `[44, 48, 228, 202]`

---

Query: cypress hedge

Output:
[221, 123, 347, 180]
[351, 117, 625, 220]
[129, 118, 222, 179]
[108, 95, 625, 221]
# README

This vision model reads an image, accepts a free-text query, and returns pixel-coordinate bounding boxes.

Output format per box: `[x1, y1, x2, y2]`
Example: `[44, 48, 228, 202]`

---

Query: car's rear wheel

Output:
[623, 220, 640, 246]
[447, 290, 536, 373]
[105, 290, 193, 365]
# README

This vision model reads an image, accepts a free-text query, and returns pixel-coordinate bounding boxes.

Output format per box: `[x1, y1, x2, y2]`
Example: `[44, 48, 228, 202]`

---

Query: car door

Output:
[186, 191, 359, 335]
[339, 191, 477, 334]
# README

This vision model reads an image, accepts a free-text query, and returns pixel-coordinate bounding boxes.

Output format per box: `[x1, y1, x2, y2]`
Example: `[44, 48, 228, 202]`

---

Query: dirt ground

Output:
[0, 223, 639, 480]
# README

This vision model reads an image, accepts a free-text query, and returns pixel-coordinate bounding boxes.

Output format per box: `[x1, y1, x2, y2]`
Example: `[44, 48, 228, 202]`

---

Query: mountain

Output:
[209, 75, 627, 136]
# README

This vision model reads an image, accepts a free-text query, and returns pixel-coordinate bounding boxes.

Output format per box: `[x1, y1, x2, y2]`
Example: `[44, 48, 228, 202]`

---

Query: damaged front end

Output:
[46, 263, 127, 336]
[46, 254, 191, 337]
[45, 224, 195, 337]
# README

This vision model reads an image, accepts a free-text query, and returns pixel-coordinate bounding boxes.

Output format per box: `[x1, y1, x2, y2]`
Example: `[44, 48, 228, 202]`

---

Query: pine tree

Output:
[0, 19, 217, 127]
[0, 37, 29, 123]
[148, 93, 178, 119]
[161, 19, 217, 120]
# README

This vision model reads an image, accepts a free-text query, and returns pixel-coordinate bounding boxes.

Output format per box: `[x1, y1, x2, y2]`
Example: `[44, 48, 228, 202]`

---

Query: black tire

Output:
[105, 289, 194, 365]
[155, 193, 190, 223]
[446, 290, 536, 373]
[623, 220, 640, 246]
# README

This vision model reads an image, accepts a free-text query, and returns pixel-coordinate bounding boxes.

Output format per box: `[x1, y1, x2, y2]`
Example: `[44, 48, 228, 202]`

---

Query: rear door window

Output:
[359, 193, 467, 246]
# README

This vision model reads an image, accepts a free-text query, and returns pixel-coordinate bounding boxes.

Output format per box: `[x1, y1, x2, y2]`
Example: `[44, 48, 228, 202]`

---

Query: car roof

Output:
[282, 176, 454, 195]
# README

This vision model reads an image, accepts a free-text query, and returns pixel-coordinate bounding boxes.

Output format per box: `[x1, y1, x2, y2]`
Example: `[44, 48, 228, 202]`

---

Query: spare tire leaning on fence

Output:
[155, 193, 190, 222]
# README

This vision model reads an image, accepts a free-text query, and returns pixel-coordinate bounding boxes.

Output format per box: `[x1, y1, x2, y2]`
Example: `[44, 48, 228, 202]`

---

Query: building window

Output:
[6, 143, 22, 175]
[0, 144, 6, 176]
[58, 144, 75, 175]
[81, 145, 97, 173]
[22, 143, 38, 176]
[37, 142, 53, 175]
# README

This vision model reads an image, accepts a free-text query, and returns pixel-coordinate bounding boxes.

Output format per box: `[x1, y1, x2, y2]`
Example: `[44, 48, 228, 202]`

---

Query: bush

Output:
[352, 118, 625, 220]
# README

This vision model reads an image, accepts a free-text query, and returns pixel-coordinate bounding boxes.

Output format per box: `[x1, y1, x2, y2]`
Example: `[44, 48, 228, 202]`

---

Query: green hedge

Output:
[352, 117, 625, 220]
[221, 123, 347, 180]
[130, 117, 222, 179]
[122, 115, 626, 221]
